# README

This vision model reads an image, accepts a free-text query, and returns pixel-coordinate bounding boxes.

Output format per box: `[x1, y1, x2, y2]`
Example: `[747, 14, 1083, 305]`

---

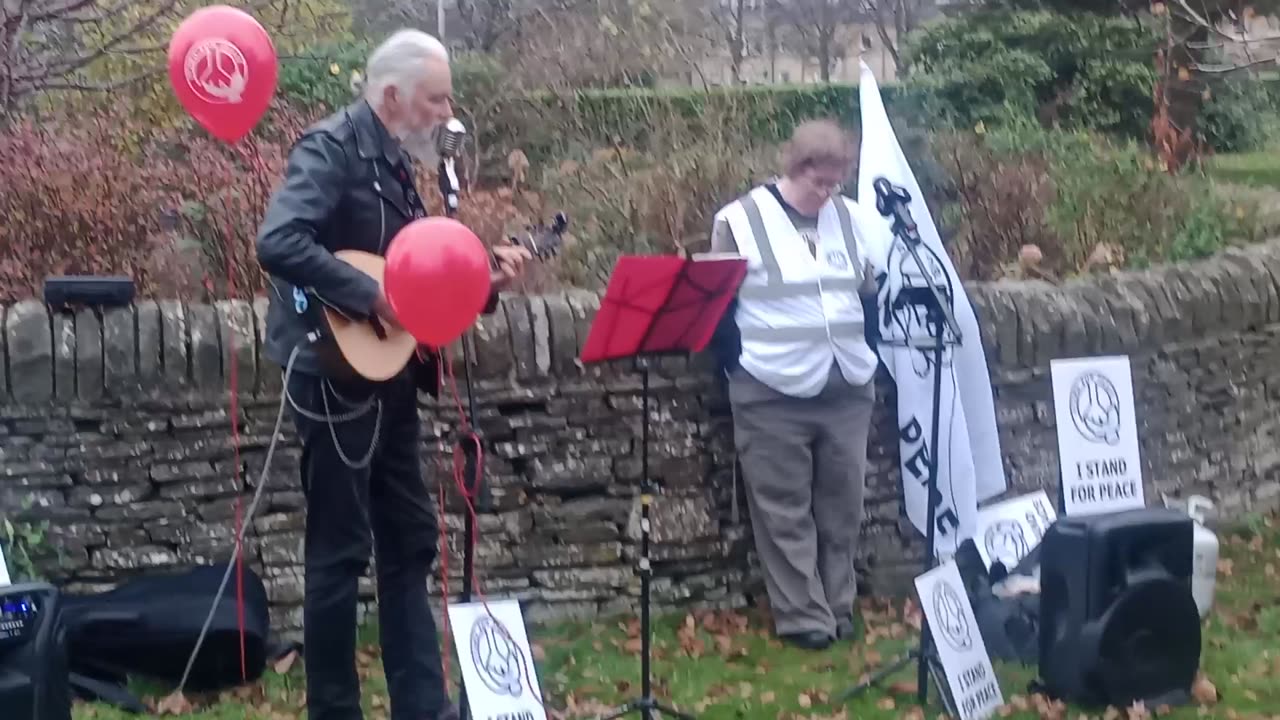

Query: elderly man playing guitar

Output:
[255, 29, 530, 720]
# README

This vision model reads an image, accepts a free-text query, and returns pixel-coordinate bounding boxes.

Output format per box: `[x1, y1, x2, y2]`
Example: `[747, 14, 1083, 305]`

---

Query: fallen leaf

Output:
[623, 638, 642, 654]
[1191, 673, 1218, 705]
[759, 691, 776, 704]
[798, 693, 812, 708]
[903, 707, 926, 720]
[272, 650, 298, 674]
[155, 692, 193, 716]
[532, 643, 547, 661]
[876, 697, 896, 710]
[1217, 558, 1234, 577]
[1127, 700, 1151, 719]
[889, 680, 916, 696]
[738, 681, 753, 699]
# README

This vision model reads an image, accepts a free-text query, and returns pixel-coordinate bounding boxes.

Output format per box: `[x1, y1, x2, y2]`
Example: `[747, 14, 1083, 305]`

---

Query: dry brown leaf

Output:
[759, 691, 776, 704]
[876, 697, 896, 710]
[272, 649, 298, 674]
[798, 693, 812, 708]
[889, 680, 916, 696]
[1191, 673, 1218, 705]
[903, 707, 926, 720]
[1127, 700, 1151, 719]
[1217, 558, 1234, 577]
[623, 638, 642, 654]
[155, 692, 194, 716]
[738, 681, 753, 699]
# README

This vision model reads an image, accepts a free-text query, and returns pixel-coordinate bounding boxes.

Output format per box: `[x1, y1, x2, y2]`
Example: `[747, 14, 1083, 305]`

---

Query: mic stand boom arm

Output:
[872, 178, 963, 347]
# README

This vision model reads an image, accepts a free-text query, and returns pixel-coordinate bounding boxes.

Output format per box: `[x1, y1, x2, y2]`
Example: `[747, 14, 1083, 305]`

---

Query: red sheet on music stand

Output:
[580, 254, 748, 364]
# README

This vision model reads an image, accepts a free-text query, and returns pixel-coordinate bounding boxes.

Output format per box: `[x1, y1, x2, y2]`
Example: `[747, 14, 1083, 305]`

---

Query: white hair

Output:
[362, 30, 449, 105]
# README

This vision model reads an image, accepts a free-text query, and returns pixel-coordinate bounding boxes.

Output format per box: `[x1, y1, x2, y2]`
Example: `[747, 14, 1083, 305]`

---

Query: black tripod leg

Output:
[598, 700, 642, 720]
[833, 649, 920, 703]
[650, 700, 697, 719]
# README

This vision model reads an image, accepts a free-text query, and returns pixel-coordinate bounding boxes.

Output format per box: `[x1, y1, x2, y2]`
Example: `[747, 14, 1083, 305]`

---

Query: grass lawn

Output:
[74, 512, 1279, 719]
[1205, 149, 1280, 191]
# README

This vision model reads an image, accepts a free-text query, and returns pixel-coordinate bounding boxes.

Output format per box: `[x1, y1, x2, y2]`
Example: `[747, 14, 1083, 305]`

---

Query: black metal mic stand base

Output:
[595, 358, 698, 720]
[835, 645, 957, 717]
[600, 697, 696, 720]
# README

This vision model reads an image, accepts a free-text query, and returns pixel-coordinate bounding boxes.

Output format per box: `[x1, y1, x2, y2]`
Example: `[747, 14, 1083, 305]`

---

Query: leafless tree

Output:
[0, 0, 184, 109]
[711, 0, 750, 83]
[773, 0, 863, 81]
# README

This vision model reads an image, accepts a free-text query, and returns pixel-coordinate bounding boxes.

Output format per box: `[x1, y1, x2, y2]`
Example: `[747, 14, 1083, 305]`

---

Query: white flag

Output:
[857, 61, 1007, 557]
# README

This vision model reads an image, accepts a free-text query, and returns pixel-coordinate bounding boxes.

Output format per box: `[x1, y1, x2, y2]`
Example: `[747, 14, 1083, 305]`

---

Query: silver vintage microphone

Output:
[437, 118, 466, 218]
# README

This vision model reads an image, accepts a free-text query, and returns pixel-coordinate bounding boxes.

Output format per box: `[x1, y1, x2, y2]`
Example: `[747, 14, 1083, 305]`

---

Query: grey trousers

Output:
[729, 363, 875, 636]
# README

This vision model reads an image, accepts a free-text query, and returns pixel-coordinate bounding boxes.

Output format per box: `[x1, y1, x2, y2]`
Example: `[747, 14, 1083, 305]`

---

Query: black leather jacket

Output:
[255, 100, 495, 393]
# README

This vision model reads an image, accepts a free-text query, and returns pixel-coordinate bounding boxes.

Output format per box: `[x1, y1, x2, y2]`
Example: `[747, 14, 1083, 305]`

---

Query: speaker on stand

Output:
[1037, 507, 1202, 709]
[0, 582, 72, 720]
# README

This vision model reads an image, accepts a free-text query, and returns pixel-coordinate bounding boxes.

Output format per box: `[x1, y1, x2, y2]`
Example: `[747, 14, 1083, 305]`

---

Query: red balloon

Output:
[385, 218, 494, 347]
[167, 6, 278, 144]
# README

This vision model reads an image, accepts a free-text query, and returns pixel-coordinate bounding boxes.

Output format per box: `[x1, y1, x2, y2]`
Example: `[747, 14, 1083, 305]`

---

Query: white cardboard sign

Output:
[915, 559, 1004, 719]
[447, 599, 547, 720]
[974, 490, 1057, 571]
[0, 541, 10, 587]
[1050, 356, 1145, 516]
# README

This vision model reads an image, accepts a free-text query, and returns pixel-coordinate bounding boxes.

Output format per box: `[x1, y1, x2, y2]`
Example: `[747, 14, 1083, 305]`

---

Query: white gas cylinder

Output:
[1186, 495, 1219, 620]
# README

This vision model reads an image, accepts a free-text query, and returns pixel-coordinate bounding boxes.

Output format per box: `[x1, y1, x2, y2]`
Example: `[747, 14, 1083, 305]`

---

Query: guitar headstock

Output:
[508, 212, 568, 261]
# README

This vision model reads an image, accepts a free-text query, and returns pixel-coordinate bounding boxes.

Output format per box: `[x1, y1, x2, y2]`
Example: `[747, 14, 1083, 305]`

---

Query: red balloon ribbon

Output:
[167, 5, 278, 144]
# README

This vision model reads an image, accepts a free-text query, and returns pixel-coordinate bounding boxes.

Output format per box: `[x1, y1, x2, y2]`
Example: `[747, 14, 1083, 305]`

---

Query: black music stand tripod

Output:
[580, 254, 746, 720]
[833, 178, 961, 718]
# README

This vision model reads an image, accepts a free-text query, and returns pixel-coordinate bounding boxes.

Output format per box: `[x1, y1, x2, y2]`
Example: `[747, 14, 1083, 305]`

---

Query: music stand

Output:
[833, 179, 961, 718]
[580, 254, 747, 720]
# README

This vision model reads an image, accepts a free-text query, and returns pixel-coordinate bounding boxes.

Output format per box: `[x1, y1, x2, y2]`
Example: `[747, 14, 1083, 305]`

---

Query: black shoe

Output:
[836, 613, 863, 642]
[780, 630, 834, 650]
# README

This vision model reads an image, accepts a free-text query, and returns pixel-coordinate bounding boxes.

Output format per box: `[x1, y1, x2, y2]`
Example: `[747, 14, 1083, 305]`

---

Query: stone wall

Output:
[4, 240, 1280, 635]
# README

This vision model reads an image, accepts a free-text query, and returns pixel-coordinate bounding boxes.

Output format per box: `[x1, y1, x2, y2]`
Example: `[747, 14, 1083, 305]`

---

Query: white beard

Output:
[399, 124, 441, 166]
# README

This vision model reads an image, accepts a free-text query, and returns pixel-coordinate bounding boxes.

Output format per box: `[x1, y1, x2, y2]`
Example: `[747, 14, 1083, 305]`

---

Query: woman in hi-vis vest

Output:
[709, 120, 887, 650]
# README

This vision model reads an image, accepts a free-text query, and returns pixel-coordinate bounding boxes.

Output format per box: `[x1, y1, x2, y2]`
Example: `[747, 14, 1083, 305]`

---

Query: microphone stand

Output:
[833, 178, 961, 718]
[439, 148, 483, 720]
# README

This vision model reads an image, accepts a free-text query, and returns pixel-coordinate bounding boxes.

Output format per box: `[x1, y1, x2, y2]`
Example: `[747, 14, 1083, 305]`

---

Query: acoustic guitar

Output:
[314, 213, 568, 382]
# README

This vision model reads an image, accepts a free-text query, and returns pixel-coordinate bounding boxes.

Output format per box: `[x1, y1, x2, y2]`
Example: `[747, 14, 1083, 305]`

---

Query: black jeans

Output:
[286, 370, 447, 720]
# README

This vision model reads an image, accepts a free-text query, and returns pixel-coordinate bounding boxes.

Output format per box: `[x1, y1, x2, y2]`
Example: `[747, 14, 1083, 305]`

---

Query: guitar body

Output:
[309, 213, 569, 383]
[320, 250, 418, 382]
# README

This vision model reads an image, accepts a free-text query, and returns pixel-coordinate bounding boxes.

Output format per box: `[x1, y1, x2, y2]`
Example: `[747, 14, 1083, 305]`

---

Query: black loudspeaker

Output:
[1038, 508, 1201, 708]
[0, 583, 72, 720]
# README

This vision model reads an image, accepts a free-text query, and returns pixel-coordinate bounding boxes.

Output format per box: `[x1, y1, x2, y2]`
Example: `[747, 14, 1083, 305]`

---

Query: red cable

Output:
[428, 345, 545, 709]
[224, 137, 269, 684]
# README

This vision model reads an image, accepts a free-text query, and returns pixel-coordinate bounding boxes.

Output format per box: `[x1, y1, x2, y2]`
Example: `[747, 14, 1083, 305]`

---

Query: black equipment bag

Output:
[61, 563, 273, 694]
